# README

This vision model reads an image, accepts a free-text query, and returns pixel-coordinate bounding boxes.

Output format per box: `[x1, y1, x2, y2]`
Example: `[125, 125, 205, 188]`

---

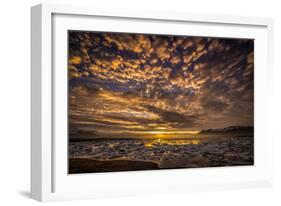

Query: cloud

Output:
[68, 31, 254, 134]
[145, 105, 197, 128]
[102, 33, 152, 54]
[202, 99, 228, 112]
[151, 37, 171, 61]
[69, 56, 82, 65]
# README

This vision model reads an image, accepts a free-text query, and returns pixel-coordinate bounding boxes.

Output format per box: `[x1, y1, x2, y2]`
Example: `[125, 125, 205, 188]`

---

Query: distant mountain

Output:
[200, 126, 253, 135]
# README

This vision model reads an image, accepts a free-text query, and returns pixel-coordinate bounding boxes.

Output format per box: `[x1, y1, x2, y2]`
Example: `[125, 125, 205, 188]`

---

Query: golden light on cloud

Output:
[69, 56, 82, 65]
[68, 31, 254, 140]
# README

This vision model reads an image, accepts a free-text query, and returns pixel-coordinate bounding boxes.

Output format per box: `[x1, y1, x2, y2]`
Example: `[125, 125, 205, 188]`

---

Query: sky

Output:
[68, 31, 254, 136]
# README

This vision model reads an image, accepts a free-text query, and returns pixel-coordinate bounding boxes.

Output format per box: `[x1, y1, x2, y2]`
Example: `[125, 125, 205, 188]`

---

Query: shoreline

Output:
[69, 156, 253, 174]
[69, 136, 254, 174]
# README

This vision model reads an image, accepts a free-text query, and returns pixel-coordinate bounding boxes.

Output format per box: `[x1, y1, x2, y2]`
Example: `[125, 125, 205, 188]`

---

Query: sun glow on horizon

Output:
[147, 130, 200, 135]
[145, 130, 201, 139]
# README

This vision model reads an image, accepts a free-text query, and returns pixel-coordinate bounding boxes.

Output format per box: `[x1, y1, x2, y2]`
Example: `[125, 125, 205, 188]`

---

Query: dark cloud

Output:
[202, 99, 228, 112]
[145, 105, 196, 127]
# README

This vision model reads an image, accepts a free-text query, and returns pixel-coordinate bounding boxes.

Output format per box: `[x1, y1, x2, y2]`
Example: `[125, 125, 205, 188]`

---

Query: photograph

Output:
[68, 31, 254, 174]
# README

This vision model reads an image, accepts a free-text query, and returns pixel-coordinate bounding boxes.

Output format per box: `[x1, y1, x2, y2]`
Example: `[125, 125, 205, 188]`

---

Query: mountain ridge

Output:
[199, 126, 253, 134]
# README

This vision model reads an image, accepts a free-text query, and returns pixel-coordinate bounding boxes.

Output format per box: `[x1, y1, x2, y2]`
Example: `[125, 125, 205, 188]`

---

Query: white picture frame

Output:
[31, 3, 274, 202]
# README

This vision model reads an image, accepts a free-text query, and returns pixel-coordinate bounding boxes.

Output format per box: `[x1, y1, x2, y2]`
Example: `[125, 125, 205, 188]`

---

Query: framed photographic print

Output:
[31, 3, 274, 201]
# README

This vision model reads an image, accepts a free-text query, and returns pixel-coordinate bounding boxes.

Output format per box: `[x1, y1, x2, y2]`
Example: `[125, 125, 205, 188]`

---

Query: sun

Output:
[148, 131, 167, 134]
[147, 131, 167, 138]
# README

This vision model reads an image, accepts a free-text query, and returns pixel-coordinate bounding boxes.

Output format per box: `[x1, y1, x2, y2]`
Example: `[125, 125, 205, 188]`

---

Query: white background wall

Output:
[0, 0, 280, 205]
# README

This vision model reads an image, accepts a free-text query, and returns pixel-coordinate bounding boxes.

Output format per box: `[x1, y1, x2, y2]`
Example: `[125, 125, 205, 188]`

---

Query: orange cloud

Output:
[69, 56, 82, 65]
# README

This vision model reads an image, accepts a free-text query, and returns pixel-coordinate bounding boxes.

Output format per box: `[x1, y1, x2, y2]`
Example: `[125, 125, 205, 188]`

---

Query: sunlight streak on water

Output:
[144, 139, 201, 148]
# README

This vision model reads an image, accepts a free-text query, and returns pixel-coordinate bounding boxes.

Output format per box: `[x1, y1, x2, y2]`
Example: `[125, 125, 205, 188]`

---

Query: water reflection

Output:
[144, 138, 201, 148]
